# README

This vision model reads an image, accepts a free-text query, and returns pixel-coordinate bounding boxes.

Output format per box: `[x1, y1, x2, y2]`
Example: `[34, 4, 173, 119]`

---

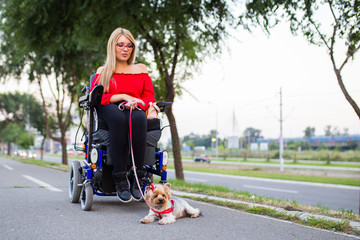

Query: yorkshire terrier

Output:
[140, 183, 200, 225]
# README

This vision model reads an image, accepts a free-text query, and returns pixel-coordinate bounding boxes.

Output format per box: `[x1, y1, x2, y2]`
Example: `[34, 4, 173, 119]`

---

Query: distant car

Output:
[14, 150, 36, 158]
[15, 150, 27, 158]
[194, 155, 211, 163]
[28, 151, 37, 158]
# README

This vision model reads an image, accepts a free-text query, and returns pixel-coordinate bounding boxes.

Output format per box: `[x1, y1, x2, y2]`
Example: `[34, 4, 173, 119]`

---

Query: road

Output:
[39, 155, 360, 213]
[0, 157, 358, 240]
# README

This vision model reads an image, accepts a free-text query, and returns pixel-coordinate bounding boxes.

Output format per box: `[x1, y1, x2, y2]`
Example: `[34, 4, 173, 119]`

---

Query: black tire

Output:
[69, 161, 81, 203]
[81, 183, 93, 211]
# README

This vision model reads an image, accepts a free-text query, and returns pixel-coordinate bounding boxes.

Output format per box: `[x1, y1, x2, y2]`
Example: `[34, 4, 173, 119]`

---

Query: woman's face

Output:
[115, 35, 134, 63]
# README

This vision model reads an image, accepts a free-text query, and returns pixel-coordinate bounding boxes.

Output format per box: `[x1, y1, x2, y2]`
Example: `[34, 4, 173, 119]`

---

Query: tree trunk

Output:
[334, 69, 360, 119]
[61, 138, 68, 165]
[7, 142, 11, 156]
[165, 108, 184, 180]
[40, 136, 46, 161]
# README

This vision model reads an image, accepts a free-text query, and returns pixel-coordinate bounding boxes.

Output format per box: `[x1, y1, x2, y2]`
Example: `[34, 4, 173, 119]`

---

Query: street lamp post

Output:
[279, 87, 284, 172]
[208, 101, 218, 161]
[211, 137, 218, 161]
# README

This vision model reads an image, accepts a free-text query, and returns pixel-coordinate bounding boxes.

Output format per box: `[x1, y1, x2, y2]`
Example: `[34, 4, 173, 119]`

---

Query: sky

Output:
[162, 23, 360, 142]
[1, 21, 359, 145]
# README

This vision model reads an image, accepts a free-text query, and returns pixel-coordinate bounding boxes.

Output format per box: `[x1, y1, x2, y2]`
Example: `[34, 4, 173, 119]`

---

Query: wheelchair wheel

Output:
[69, 161, 81, 203]
[81, 182, 93, 211]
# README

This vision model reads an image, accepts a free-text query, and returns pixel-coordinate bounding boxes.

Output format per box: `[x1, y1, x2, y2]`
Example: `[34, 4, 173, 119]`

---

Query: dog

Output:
[140, 183, 200, 225]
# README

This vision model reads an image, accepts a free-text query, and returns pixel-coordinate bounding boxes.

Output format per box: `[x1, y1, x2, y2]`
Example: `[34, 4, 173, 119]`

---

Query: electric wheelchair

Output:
[69, 74, 171, 211]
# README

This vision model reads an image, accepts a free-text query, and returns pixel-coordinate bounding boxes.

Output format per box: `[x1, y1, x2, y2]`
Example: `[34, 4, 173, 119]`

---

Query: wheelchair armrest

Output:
[156, 101, 172, 112]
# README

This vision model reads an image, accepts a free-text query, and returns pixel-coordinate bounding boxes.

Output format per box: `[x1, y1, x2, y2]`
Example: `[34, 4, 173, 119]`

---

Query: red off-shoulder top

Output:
[90, 73, 155, 111]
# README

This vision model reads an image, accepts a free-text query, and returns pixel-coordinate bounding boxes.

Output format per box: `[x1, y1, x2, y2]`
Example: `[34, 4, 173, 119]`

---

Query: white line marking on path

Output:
[3, 165, 14, 171]
[243, 185, 299, 194]
[22, 175, 63, 192]
[186, 177, 207, 182]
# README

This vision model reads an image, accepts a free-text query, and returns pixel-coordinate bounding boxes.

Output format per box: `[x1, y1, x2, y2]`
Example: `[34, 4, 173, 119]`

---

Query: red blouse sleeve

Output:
[139, 74, 155, 111]
[90, 74, 113, 105]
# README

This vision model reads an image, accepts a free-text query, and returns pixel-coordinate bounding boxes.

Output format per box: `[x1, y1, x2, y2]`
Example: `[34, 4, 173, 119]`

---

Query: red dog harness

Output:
[151, 200, 175, 219]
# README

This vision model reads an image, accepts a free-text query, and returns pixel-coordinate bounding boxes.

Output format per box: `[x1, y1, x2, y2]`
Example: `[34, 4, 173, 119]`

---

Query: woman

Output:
[90, 27, 155, 202]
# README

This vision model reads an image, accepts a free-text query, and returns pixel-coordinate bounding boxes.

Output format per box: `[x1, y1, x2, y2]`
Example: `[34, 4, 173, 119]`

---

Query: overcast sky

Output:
[165, 22, 360, 141]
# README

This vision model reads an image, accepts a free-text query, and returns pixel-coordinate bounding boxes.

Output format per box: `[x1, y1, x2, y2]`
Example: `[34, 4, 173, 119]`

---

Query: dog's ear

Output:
[163, 183, 172, 199]
[164, 182, 171, 189]
[144, 186, 151, 195]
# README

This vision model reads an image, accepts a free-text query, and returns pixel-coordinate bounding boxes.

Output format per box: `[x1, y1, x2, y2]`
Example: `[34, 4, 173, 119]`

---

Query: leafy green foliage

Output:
[244, 0, 360, 54]
[182, 129, 219, 149]
[0, 92, 43, 149]
[0, 92, 44, 133]
[243, 127, 263, 144]
[73, 0, 236, 100]
[0, 0, 104, 102]
[0, 0, 236, 170]
[304, 126, 316, 138]
[0, 123, 34, 149]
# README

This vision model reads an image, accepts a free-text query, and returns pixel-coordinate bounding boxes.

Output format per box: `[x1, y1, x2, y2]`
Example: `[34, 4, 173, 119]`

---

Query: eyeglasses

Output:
[115, 42, 134, 50]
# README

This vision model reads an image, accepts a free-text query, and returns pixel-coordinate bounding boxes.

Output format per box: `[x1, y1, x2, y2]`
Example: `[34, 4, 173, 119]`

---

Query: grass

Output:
[166, 164, 360, 186]
[4, 155, 69, 172]
[165, 179, 359, 235]
[165, 178, 360, 222]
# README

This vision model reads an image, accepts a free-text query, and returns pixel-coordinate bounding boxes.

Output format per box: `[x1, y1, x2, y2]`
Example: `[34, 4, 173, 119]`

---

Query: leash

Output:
[118, 101, 174, 216]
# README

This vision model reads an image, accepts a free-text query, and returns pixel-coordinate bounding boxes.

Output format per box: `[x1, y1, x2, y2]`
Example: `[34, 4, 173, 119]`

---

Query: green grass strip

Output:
[164, 179, 360, 222]
[188, 196, 356, 235]
[6, 155, 69, 172]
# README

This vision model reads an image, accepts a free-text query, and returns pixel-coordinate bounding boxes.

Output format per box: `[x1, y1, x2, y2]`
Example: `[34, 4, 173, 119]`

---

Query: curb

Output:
[171, 190, 360, 231]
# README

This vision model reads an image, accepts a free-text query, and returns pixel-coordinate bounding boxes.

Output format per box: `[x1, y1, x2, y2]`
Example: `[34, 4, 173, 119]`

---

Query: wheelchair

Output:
[69, 74, 171, 211]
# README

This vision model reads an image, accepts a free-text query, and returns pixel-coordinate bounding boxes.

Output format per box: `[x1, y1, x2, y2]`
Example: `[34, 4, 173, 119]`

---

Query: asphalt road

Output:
[1, 157, 358, 240]
[39, 155, 360, 213]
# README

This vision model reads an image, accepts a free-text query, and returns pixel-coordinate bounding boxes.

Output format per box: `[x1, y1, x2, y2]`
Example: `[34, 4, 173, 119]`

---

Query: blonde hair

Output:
[98, 27, 137, 92]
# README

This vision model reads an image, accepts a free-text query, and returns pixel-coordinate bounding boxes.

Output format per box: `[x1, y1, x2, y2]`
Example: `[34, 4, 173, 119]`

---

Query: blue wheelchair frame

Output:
[69, 74, 170, 211]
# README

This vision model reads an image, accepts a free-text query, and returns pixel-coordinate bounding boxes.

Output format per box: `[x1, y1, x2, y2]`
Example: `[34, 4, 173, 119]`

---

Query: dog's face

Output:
[145, 183, 172, 210]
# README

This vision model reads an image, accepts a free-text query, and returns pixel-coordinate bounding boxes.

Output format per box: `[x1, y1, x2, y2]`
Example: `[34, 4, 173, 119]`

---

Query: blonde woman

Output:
[90, 28, 155, 202]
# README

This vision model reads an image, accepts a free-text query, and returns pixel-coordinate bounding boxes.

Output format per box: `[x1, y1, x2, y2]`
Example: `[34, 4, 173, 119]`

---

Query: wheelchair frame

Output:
[68, 75, 170, 211]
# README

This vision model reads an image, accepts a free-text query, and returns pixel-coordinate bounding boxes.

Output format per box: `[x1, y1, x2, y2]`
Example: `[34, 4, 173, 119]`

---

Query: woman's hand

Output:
[124, 99, 143, 110]
[111, 94, 145, 109]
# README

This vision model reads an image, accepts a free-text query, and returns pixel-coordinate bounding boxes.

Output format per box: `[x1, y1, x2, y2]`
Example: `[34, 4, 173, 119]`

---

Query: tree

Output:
[304, 126, 316, 138]
[0, 92, 43, 154]
[76, 0, 236, 179]
[243, 0, 360, 119]
[0, 123, 33, 153]
[243, 127, 263, 145]
[324, 125, 340, 136]
[182, 130, 219, 149]
[1, 0, 236, 176]
[0, 0, 103, 164]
